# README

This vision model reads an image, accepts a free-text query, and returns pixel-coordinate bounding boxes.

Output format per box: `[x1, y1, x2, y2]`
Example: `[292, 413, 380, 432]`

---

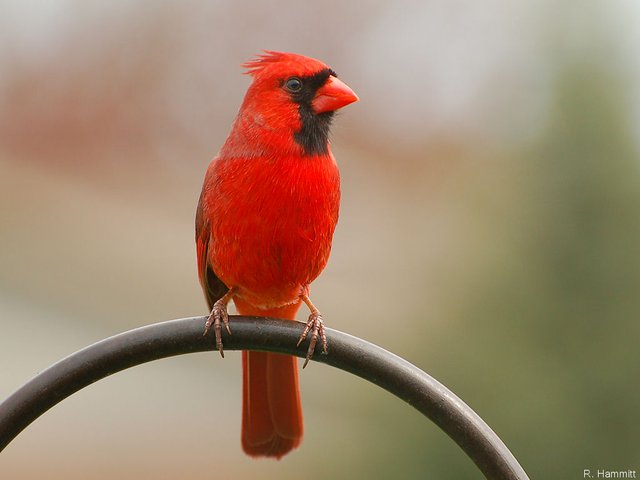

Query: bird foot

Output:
[203, 289, 235, 358]
[297, 311, 328, 368]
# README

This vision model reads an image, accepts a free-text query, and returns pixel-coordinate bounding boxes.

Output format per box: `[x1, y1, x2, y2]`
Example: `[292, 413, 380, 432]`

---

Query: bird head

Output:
[225, 51, 358, 157]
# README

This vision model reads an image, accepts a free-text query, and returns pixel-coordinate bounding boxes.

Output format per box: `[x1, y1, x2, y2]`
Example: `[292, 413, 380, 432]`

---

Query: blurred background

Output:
[1, 1, 639, 478]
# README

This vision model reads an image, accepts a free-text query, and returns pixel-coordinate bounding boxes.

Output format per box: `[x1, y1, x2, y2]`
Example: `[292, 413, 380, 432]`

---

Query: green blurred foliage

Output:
[398, 59, 640, 478]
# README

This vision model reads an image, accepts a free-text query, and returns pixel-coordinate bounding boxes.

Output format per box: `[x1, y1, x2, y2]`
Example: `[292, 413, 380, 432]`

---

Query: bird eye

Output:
[284, 77, 303, 93]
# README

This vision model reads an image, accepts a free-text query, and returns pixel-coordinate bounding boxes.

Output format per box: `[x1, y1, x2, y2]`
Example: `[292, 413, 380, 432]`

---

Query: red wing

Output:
[196, 192, 228, 309]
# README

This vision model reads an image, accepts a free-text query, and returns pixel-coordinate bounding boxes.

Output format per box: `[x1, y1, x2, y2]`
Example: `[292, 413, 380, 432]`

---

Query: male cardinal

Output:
[195, 52, 358, 459]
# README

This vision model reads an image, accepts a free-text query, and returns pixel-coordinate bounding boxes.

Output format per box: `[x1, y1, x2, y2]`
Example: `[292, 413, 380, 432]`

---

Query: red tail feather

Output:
[236, 299, 303, 459]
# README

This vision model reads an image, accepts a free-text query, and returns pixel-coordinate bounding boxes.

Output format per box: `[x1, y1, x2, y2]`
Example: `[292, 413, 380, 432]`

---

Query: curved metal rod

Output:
[0, 317, 529, 479]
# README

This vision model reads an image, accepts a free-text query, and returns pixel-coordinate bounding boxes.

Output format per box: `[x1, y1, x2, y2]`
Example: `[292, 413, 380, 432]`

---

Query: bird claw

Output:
[297, 311, 328, 368]
[203, 298, 232, 358]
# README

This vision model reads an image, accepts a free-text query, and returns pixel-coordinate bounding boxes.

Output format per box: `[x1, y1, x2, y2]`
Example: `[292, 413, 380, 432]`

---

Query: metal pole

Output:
[0, 316, 529, 480]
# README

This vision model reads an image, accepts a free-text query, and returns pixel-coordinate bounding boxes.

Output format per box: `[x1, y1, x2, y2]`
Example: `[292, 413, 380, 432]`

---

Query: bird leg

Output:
[296, 293, 328, 368]
[203, 287, 237, 358]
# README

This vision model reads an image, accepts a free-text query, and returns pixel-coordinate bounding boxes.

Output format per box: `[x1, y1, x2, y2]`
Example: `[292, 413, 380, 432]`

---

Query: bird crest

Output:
[242, 51, 289, 76]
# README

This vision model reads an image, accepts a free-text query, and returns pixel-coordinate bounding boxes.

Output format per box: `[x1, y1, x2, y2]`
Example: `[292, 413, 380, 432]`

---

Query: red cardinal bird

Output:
[195, 52, 358, 459]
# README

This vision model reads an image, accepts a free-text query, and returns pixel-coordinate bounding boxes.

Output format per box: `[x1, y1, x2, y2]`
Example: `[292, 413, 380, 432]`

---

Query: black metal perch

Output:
[0, 316, 529, 479]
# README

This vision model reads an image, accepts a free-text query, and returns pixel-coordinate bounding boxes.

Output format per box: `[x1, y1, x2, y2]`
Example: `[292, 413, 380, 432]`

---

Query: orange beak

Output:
[312, 76, 359, 114]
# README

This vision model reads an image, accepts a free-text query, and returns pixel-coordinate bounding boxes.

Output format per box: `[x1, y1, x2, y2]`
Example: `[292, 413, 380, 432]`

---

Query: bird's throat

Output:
[294, 108, 334, 156]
